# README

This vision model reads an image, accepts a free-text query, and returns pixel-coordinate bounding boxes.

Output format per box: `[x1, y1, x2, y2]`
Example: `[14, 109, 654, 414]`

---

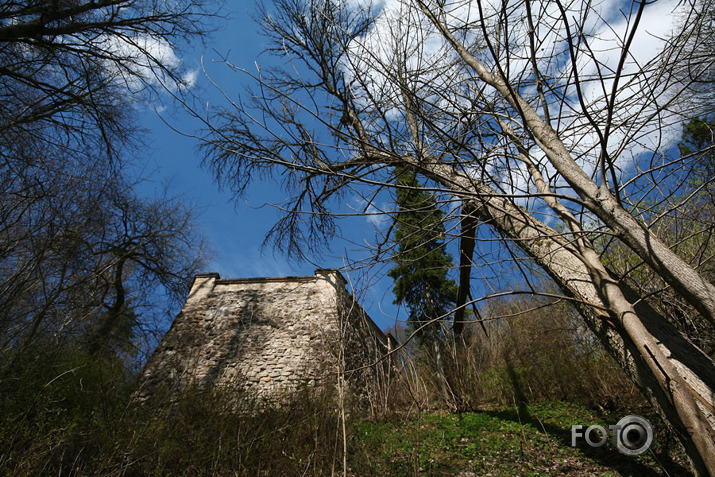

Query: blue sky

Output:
[137, 3, 403, 331]
[135, 0, 685, 333]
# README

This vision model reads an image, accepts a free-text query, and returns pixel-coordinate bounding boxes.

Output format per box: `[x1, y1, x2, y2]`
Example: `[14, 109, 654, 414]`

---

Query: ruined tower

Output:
[138, 269, 395, 402]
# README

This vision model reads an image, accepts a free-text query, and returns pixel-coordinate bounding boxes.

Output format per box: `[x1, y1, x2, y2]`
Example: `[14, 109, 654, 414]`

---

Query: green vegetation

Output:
[1, 351, 343, 476]
[0, 356, 690, 476]
[352, 402, 689, 476]
[0, 325, 693, 476]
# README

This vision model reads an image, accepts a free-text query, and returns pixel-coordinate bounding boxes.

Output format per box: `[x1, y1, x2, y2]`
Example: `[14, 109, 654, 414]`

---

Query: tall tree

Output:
[0, 159, 208, 364]
[0, 0, 213, 168]
[198, 0, 715, 473]
[389, 168, 457, 342]
[0, 0, 214, 364]
[389, 168, 459, 405]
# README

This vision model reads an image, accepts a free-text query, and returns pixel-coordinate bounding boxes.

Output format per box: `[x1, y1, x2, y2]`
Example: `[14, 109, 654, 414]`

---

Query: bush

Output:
[0, 346, 133, 474]
[0, 297, 653, 475]
[389, 297, 644, 412]
[128, 384, 345, 475]
[0, 347, 350, 476]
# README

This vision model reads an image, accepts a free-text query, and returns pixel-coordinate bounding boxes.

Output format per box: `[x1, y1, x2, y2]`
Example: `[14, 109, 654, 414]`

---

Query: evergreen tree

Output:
[388, 168, 458, 343]
[678, 116, 715, 181]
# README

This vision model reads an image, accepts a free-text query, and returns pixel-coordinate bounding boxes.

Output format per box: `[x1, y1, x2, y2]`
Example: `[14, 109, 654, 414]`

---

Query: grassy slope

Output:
[351, 401, 692, 477]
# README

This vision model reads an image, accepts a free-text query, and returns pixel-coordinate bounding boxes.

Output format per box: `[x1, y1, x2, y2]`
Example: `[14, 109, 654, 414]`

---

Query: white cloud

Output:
[95, 33, 195, 93]
[366, 203, 391, 227]
[181, 69, 199, 89]
[353, 196, 392, 227]
[344, 0, 692, 203]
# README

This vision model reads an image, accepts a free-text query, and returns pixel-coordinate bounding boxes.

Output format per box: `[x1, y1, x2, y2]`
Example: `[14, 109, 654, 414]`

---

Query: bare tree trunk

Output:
[431, 166, 715, 476]
[410, 5, 715, 473]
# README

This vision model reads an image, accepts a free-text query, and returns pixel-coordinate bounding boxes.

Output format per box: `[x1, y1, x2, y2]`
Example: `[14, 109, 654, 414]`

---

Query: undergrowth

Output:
[0, 337, 694, 475]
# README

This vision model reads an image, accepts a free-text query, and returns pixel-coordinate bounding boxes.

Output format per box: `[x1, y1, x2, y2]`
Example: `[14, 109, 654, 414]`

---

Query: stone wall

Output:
[138, 269, 395, 402]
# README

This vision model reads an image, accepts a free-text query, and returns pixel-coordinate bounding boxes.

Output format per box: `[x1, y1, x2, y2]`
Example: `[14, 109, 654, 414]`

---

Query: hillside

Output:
[351, 401, 690, 476]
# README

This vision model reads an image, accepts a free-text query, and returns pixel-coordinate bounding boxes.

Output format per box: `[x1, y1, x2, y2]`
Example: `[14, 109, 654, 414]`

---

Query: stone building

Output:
[138, 269, 396, 403]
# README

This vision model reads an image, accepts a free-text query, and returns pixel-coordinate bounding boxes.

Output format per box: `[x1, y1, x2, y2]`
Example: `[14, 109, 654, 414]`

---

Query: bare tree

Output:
[0, 0, 215, 364]
[0, 0, 214, 164]
[0, 155, 208, 364]
[198, 0, 715, 474]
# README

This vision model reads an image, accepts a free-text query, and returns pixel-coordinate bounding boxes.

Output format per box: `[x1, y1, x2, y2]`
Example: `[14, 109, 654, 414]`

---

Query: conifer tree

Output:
[678, 116, 715, 181]
[388, 168, 458, 344]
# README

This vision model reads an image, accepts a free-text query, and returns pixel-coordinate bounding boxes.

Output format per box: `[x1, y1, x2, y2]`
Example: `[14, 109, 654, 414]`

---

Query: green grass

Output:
[350, 401, 691, 476]
[0, 367, 694, 477]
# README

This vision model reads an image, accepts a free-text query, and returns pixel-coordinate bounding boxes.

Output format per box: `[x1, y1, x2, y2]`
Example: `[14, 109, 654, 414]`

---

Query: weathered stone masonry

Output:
[139, 269, 395, 400]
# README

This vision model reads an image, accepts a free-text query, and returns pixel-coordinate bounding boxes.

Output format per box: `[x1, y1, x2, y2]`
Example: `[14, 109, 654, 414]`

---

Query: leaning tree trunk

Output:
[411, 8, 715, 472]
[420, 1, 715, 329]
[478, 191, 715, 476]
[408, 156, 715, 476]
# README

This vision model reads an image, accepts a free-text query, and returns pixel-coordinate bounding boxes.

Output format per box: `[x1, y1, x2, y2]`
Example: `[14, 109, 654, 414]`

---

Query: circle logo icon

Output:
[614, 415, 653, 456]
